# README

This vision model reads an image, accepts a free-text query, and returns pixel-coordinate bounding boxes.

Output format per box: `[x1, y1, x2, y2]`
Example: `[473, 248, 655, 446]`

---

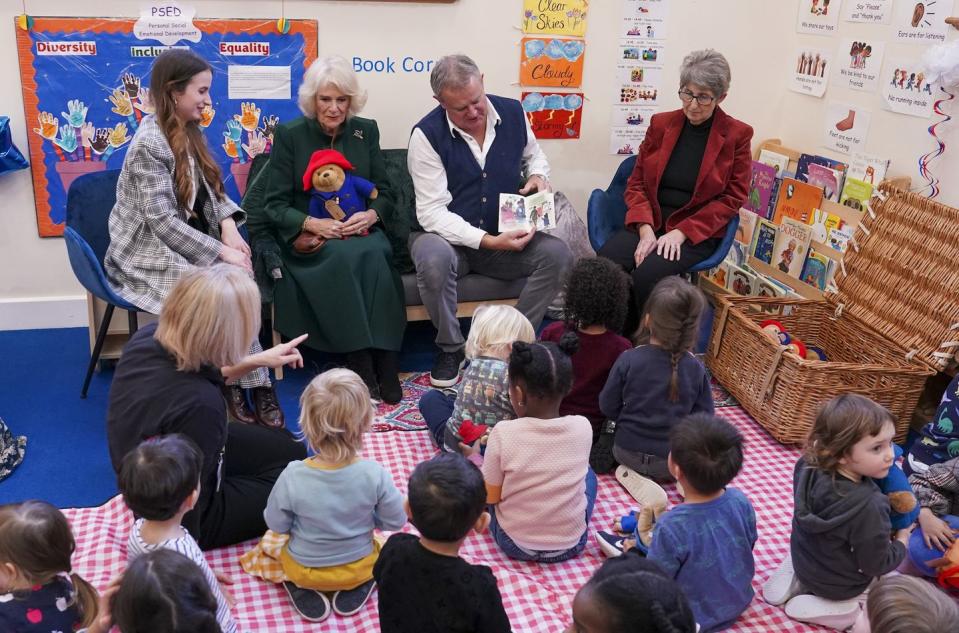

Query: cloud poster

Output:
[522, 0, 589, 37]
[521, 92, 583, 140]
[519, 38, 585, 88]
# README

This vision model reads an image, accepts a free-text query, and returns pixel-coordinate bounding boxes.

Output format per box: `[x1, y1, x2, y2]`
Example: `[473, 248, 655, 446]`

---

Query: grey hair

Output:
[430, 54, 481, 97]
[297, 56, 368, 119]
[679, 49, 731, 98]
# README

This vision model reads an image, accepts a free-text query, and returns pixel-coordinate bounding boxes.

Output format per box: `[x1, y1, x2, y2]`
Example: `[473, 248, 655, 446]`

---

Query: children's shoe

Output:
[589, 419, 618, 474]
[615, 465, 668, 507]
[762, 554, 803, 606]
[596, 530, 629, 557]
[332, 579, 376, 616]
[784, 594, 861, 630]
[283, 581, 331, 622]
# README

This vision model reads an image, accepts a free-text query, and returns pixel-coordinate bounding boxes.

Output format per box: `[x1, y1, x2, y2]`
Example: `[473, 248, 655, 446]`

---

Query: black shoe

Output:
[283, 581, 331, 622]
[345, 350, 380, 400]
[589, 419, 618, 474]
[430, 349, 466, 388]
[222, 386, 256, 424]
[332, 579, 376, 616]
[373, 349, 402, 404]
[251, 386, 284, 428]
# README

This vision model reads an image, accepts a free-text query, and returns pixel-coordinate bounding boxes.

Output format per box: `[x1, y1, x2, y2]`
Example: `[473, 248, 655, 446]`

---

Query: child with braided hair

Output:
[599, 276, 713, 505]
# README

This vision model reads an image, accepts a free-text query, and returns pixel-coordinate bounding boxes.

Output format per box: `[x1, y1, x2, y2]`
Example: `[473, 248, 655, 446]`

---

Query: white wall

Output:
[1, 0, 955, 328]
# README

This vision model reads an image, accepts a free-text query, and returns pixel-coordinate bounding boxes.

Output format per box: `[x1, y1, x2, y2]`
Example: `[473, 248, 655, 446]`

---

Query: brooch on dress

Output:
[353, 129, 364, 140]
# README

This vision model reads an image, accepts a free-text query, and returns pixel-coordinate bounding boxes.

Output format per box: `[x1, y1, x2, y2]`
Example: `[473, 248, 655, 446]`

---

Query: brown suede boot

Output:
[222, 385, 256, 424]
[252, 386, 284, 428]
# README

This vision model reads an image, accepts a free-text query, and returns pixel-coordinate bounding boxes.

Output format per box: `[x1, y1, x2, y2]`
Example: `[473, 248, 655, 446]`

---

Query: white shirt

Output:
[407, 97, 551, 249]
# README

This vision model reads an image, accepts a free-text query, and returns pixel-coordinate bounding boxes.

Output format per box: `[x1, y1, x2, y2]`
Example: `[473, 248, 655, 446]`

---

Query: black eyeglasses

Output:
[678, 90, 716, 106]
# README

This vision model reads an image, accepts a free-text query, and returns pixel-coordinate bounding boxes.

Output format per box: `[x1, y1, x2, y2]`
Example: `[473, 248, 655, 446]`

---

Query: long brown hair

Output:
[150, 49, 225, 209]
[804, 394, 893, 473]
[638, 276, 706, 402]
[0, 501, 99, 628]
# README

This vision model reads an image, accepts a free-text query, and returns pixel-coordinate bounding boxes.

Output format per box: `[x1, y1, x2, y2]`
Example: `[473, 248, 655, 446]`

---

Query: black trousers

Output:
[597, 229, 720, 333]
[193, 422, 306, 550]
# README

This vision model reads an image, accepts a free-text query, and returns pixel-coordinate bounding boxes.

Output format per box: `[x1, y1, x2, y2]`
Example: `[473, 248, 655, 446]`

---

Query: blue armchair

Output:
[64, 169, 141, 398]
[586, 155, 739, 274]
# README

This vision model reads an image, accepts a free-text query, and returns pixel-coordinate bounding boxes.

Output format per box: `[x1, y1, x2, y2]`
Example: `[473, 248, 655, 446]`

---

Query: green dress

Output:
[260, 116, 406, 353]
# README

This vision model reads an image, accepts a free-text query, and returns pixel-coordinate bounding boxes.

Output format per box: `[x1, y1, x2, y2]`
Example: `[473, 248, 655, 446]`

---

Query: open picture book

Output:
[498, 191, 556, 232]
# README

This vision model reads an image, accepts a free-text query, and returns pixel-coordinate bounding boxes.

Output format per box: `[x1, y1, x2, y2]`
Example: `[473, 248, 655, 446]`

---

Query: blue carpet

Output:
[0, 321, 457, 509]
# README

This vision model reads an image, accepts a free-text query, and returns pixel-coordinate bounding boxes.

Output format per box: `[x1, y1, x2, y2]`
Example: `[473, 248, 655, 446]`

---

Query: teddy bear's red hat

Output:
[302, 149, 355, 191]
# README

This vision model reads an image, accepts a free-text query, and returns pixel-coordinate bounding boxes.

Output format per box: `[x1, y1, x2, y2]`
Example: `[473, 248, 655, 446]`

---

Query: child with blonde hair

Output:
[241, 368, 406, 623]
[763, 394, 912, 630]
[418, 305, 535, 453]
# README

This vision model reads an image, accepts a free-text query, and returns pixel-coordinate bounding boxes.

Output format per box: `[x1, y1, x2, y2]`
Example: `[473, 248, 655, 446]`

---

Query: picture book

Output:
[772, 178, 823, 225]
[755, 276, 788, 298]
[796, 153, 848, 187]
[706, 260, 731, 289]
[839, 177, 873, 212]
[736, 207, 759, 244]
[808, 208, 844, 244]
[805, 163, 842, 202]
[498, 191, 555, 232]
[745, 162, 777, 217]
[727, 240, 748, 267]
[728, 264, 757, 296]
[828, 224, 854, 253]
[758, 149, 790, 175]
[800, 247, 832, 291]
[847, 152, 889, 186]
[771, 218, 812, 278]
[750, 218, 778, 264]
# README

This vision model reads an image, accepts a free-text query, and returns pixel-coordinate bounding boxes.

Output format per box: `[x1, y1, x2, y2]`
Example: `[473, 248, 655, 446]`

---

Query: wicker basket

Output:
[706, 185, 959, 445]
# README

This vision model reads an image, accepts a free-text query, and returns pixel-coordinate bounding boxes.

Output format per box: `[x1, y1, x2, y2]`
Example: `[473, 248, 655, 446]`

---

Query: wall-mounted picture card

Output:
[797, 0, 843, 35]
[893, 0, 954, 43]
[823, 102, 871, 154]
[881, 59, 937, 117]
[609, 104, 656, 129]
[609, 126, 646, 155]
[618, 43, 664, 67]
[522, 0, 588, 37]
[842, 0, 892, 23]
[519, 38, 585, 88]
[522, 92, 583, 139]
[835, 39, 885, 92]
[790, 48, 831, 97]
[623, 0, 670, 22]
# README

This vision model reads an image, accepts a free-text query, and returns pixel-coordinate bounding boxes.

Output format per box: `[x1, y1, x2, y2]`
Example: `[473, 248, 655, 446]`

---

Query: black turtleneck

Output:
[657, 115, 713, 226]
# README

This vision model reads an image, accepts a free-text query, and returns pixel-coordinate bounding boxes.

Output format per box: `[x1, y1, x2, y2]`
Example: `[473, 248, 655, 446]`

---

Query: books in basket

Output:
[847, 152, 889, 186]
[808, 207, 844, 244]
[736, 208, 759, 244]
[498, 192, 555, 232]
[745, 162, 777, 218]
[796, 153, 848, 189]
[728, 264, 757, 296]
[799, 247, 834, 291]
[750, 218, 778, 264]
[772, 178, 823, 225]
[771, 218, 812, 278]
[806, 163, 842, 202]
[839, 177, 873, 211]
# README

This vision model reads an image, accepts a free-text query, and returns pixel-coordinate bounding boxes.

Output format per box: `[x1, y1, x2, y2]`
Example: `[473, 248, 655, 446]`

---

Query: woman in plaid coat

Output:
[104, 50, 286, 427]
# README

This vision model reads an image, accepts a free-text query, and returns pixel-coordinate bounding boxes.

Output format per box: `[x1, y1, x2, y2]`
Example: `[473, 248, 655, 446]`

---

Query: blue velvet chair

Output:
[586, 155, 739, 274]
[64, 169, 140, 398]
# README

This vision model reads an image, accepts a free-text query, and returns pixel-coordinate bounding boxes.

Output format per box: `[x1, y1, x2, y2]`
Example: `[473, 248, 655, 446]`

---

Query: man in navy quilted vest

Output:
[408, 54, 572, 387]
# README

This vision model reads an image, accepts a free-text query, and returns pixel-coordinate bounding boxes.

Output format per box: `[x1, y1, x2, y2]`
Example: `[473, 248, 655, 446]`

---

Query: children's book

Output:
[806, 163, 842, 202]
[750, 219, 778, 264]
[498, 192, 555, 232]
[758, 149, 790, 175]
[796, 153, 848, 188]
[736, 207, 759, 244]
[800, 248, 832, 291]
[727, 241, 748, 267]
[839, 177, 873, 212]
[745, 162, 777, 218]
[772, 178, 823, 225]
[706, 260, 731, 289]
[848, 153, 890, 186]
[808, 208, 844, 244]
[728, 264, 757, 296]
[827, 225, 854, 253]
[771, 218, 812, 278]
[754, 276, 788, 298]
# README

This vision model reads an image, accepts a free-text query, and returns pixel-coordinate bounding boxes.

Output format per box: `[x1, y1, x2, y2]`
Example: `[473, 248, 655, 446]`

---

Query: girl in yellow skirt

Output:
[240, 368, 406, 622]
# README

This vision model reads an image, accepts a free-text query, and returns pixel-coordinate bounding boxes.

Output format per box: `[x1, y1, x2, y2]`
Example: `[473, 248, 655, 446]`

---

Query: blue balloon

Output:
[544, 94, 565, 110]
[562, 40, 584, 62]
[545, 39, 565, 60]
[563, 94, 583, 110]
[522, 93, 545, 112]
[524, 39, 545, 59]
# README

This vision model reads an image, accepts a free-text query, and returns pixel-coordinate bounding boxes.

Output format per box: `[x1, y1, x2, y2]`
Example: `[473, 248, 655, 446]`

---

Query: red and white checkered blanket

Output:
[65, 406, 820, 632]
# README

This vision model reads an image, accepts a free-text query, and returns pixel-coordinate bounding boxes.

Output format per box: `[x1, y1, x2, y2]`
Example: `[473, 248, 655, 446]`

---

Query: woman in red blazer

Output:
[599, 49, 752, 331]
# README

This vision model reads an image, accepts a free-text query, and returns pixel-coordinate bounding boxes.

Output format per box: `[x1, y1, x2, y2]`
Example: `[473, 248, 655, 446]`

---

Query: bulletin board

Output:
[15, 17, 318, 237]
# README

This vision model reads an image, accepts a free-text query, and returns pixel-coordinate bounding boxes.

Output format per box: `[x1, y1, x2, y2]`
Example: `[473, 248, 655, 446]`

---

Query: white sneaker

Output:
[615, 466, 668, 507]
[785, 594, 861, 631]
[762, 554, 803, 606]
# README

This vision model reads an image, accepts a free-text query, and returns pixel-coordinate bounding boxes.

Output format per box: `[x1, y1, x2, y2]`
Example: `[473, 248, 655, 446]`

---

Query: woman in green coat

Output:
[260, 56, 406, 402]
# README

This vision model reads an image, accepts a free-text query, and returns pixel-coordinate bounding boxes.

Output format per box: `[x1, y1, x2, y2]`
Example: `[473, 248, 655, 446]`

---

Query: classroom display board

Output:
[15, 17, 318, 237]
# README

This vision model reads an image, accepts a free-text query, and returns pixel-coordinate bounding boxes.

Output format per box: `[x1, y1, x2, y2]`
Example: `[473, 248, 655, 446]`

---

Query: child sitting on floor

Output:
[419, 305, 535, 453]
[480, 334, 595, 562]
[0, 500, 105, 633]
[540, 258, 632, 439]
[904, 372, 959, 476]
[599, 276, 713, 505]
[241, 369, 406, 623]
[373, 453, 511, 633]
[763, 394, 912, 631]
[597, 413, 757, 632]
[118, 434, 238, 633]
[850, 574, 958, 633]
[565, 553, 696, 633]
[109, 549, 224, 633]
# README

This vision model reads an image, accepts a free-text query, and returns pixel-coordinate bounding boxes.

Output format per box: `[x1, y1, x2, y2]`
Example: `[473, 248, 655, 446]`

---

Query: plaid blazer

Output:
[104, 115, 244, 314]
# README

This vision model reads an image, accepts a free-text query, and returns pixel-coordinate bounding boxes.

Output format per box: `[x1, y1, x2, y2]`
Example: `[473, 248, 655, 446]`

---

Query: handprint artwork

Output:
[221, 102, 281, 195]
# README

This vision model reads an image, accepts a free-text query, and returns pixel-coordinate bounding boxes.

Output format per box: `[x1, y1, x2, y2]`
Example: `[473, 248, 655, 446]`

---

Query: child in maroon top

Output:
[541, 258, 632, 435]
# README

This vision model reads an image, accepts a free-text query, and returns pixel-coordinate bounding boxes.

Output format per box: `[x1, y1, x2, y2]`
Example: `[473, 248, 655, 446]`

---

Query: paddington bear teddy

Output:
[301, 149, 378, 224]
[874, 444, 919, 531]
